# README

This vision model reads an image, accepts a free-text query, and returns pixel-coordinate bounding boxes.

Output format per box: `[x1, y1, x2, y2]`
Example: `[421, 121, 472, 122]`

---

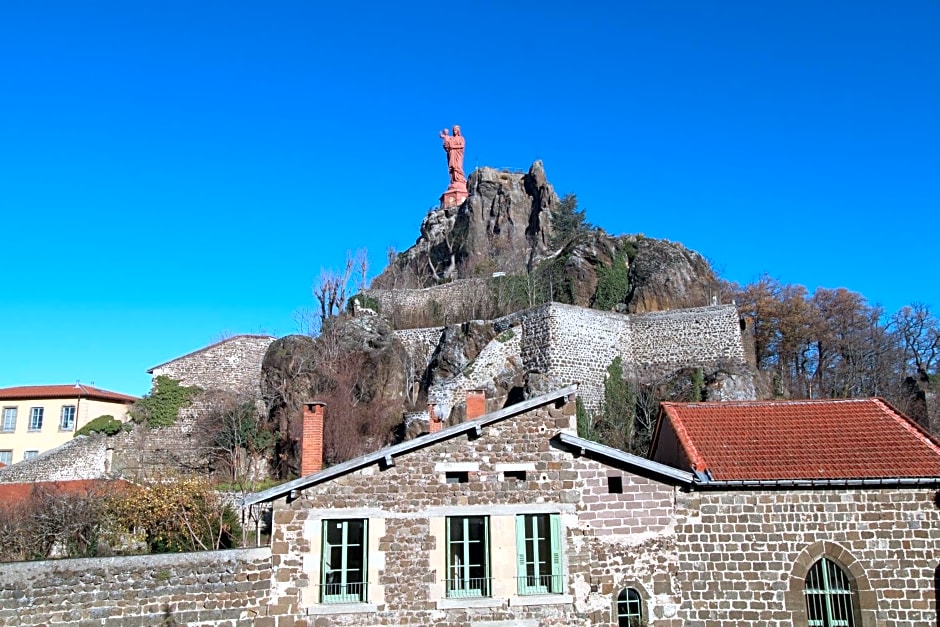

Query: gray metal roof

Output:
[553, 432, 695, 486]
[243, 384, 579, 506]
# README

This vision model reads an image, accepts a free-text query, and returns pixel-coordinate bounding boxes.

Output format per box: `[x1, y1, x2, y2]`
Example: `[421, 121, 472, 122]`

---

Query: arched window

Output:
[804, 558, 857, 627]
[617, 587, 643, 627]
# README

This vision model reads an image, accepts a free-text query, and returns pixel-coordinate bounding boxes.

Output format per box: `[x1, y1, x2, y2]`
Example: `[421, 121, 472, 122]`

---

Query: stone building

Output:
[652, 397, 940, 626]
[3, 390, 940, 626]
[244, 385, 693, 626]
[239, 391, 940, 626]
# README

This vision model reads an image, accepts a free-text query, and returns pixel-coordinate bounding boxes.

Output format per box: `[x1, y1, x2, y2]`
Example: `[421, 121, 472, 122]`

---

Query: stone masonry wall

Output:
[0, 435, 108, 483]
[265, 399, 684, 626]
[150, 335, 275, 396]
[365, 279, 493, 327]
[0, 547, 274, 626]
[676, 487, 940, 626]
[629, 305, 745, 371]
[393, 303, 751, 416]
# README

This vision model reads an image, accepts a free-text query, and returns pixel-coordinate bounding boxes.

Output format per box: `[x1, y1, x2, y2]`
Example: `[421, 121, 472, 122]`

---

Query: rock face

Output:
[625, 237, 722, 314]
[373, 161, 560, 288]
[260, 316, 409, 475]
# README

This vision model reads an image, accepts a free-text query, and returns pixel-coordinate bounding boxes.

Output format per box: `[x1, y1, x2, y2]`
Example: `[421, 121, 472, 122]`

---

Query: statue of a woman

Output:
[440, 125, 466, 185]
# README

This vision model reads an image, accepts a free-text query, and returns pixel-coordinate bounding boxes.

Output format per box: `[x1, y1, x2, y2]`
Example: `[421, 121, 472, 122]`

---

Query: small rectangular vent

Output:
[445, 471, 469, 484]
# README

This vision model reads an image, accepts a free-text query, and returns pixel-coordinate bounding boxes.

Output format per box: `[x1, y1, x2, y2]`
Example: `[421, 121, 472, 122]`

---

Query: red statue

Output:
[439, 125, 468, 207]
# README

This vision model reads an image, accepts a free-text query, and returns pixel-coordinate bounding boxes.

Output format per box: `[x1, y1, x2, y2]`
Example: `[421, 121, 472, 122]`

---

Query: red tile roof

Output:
[656, 398, 940, 481]
[0, 384, 138, 403]
[0, 479, 131, 504]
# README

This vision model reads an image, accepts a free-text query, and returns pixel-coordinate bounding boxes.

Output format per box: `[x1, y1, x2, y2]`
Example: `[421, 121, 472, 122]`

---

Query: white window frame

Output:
[1, 407, 16, 432]
[28, 407, 44, 431]
[59, 405, 76, 431]
[0, 450, 11, 465]
[23, 450, 38, 461]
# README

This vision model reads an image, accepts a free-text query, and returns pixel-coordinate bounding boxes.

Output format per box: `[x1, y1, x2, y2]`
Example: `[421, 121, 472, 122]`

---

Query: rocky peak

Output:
[373, 161, 560, 288]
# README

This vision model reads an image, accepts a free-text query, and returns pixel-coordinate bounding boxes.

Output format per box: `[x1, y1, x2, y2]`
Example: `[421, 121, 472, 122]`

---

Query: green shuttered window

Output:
[515, 513, 562, 595]
[321, 519, 367, 603]
[446, 516, 490, 598]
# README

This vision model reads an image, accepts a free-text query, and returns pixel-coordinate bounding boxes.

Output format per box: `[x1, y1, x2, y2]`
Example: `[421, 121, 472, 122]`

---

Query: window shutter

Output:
[320, 520, 330, 603]
[549, 514, 562, 593]
[361, 519, 369, 603]
[515, 515, 527, 595]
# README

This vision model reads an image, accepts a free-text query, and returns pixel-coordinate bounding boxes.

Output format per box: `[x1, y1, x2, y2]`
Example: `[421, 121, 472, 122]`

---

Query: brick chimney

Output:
[301, 401, 326, 476]
[429, 403, 442, 434]
[466, 389, 486, 421]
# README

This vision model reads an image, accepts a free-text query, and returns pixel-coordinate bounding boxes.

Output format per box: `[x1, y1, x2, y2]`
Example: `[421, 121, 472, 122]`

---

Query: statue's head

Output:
[453, 125, 461, 135]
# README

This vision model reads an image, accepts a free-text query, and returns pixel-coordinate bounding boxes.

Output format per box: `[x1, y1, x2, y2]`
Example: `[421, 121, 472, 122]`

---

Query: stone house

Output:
[244, 385, 693, 626]
[242, 391, 940, 627]
[652, 397, 940, 626]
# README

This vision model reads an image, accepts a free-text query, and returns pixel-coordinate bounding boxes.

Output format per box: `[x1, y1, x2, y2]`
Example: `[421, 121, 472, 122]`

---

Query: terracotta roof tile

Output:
[0, 384, 138, 403]
[0, 479, 131, 504]
[658, 398, 940, 480]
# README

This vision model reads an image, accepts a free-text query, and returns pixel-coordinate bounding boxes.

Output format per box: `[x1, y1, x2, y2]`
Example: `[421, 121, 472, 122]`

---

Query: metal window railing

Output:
[445, 577, 492, 598]
[516, 574, 565, 595]
[317, 581, 368, 604]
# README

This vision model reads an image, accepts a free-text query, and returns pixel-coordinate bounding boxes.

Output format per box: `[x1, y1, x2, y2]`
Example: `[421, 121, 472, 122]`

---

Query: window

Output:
[0, 450, 11, 465]
[1, 407, 15, 432]
[321, 519, 367, 603]
[60, 405, 76, 431]
[617, 587, 643, 626]
[23, 450, 38, 461]
[28, 407, 43, 431]
[445, 471, 469, 484]
[446, 516, 490, 598]
[504, 470, 527, 482]
[607, 476, 623, 493]
[516, 514, 562, 594]
[804, 558, 857, 627]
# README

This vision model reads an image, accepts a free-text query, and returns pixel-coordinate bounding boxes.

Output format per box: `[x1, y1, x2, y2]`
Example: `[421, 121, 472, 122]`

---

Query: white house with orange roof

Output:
[0, 384, 137, 465]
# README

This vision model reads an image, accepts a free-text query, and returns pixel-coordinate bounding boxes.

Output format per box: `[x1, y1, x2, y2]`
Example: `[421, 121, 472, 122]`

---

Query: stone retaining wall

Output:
[149, 335, 275, 396]
[397, 302, 752, 415]
[0, 435, 107, 483]
[0, 547, 273, 626]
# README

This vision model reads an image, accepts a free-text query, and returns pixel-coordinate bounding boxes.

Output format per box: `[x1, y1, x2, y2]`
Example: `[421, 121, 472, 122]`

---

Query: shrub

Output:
[75, 415, 123, 437]
[131, 376, 200, 428]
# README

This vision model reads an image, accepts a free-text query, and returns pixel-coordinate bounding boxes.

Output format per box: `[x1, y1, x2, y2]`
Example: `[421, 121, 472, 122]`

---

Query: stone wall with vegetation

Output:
[397, 302, 751, 415]
[676, 487, 940, 626]
[0, 547, 273, 626]
[150, 335, 275, 395]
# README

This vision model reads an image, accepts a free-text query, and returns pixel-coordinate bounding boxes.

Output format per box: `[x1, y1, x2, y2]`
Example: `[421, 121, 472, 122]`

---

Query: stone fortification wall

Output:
[391, 302, 752, 417]
[394, 326, 445, 376]
[149, 335, 275, 395]
[0, 418, 219, 484]
[523, 303, 635, 409]
[0, 548, 273, 626]
[630, 305, 745, 371]
[0, 435, 107, 483]
[676, 487, 940, 626]
[364, 279, 493, 327]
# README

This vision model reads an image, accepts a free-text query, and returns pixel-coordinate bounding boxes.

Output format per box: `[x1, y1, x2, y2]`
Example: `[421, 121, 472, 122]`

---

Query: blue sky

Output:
[1, 1, 938, 397]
